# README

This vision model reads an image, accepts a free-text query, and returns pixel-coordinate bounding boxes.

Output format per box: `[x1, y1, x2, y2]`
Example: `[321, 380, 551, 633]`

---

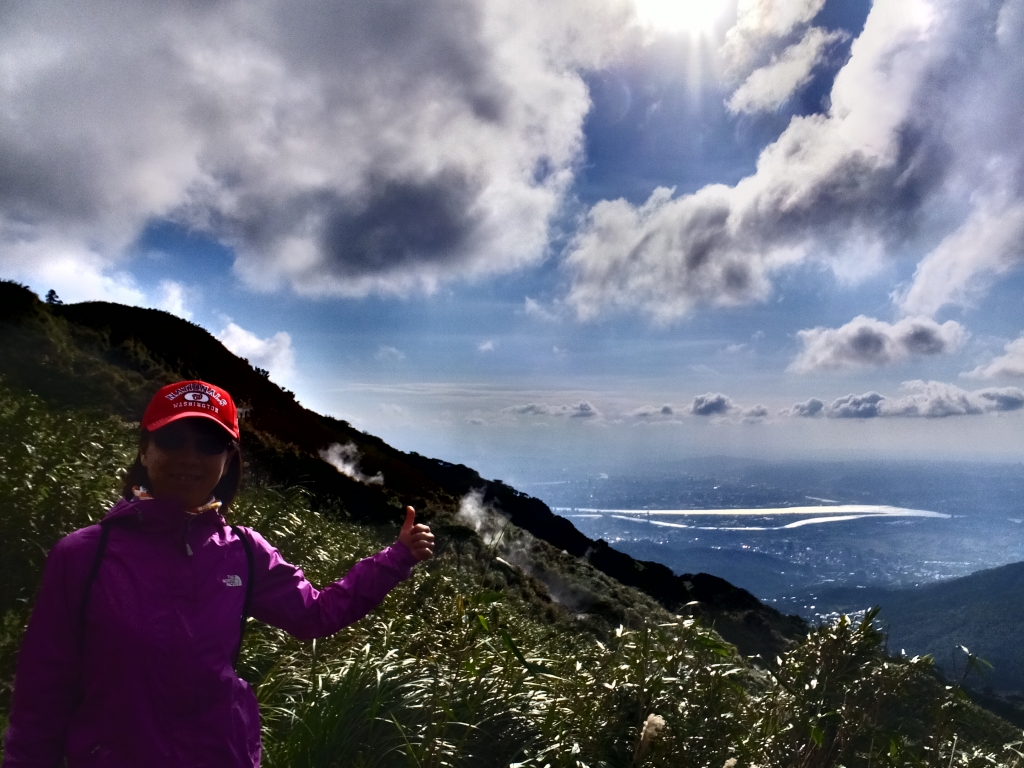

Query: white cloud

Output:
[375, 345, 406, 362]
[567, 0, 1024, 322]
[3, 241, 200, 319]
[7, 243, 146, 307]
[523, 296, 560, 322]
[721, 0, 829, 80]
[478, 339, 495, 352]
[899, 200, 1024, 317]
[727, 27, 846, 115]
[217, 322, 296, 383]
[789, 315, 967, 373]
[320, 442, 384, 485]
[783, 381, 1024, 419]
[963, 334, 1024, 379]
[155, 279, 192, 320]
[0, 0, 635, 298]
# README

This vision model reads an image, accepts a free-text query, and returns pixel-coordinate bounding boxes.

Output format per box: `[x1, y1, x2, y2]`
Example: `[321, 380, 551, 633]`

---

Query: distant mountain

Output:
[0, 280, 806, 658]
[818, 561, 1024, 698]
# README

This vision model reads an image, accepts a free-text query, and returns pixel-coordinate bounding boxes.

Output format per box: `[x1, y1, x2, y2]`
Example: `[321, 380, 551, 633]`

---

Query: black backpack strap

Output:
[230, 525, 255, 666]
[78, 520, 114, 655]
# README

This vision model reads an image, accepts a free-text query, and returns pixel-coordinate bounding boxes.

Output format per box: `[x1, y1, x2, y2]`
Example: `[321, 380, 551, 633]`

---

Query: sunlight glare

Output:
[633, 0, 732, 36]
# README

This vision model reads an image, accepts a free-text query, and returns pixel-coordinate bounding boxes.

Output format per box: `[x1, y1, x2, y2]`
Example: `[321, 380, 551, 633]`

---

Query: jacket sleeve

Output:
[242, 528, 419, 640]
[3, 530, 95, 768]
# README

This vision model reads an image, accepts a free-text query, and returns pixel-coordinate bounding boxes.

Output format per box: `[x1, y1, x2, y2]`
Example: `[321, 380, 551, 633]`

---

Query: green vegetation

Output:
[2, 381, 1023, 767]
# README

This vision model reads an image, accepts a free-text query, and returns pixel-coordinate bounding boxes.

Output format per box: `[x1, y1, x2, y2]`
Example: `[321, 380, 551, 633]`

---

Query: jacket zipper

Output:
[184, 515, 194, 556]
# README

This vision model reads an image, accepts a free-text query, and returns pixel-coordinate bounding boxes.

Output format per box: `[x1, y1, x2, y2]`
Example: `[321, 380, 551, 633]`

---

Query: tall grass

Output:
[1, 380, 1022, 767]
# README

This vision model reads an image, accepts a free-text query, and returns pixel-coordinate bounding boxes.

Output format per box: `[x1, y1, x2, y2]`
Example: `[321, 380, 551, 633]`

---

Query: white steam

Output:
[319, 442, 384, 485]
[456, 490, 507, 545]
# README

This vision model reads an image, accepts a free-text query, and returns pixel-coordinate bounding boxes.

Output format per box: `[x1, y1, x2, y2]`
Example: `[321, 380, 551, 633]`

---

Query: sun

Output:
[632, 0, 733, 36]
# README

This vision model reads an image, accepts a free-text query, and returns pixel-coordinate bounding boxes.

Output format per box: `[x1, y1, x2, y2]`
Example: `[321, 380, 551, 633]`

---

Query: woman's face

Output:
[139, 419, 235, 509]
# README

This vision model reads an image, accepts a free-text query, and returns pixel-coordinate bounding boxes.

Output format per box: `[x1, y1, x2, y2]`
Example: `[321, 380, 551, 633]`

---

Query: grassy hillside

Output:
[2, 380, 1022, 766]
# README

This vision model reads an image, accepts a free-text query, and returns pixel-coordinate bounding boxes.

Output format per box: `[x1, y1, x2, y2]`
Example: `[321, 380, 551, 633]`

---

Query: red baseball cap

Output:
[141, 380, 240, 439]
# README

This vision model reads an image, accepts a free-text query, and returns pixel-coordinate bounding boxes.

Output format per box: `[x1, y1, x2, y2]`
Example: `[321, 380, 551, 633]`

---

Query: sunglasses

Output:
[150, 423, 236, 455]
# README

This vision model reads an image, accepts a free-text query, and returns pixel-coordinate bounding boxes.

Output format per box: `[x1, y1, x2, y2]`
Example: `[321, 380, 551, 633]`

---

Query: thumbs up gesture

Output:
[398, 506, 435, 562]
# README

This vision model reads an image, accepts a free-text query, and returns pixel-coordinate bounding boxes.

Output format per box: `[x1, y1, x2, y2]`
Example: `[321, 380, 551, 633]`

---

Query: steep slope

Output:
[819, 562, 1024, 697]
[0, 280, 805, 656]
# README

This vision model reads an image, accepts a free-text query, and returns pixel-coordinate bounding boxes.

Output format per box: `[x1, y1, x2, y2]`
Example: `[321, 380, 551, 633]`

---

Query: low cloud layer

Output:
[784, 381, 1024, 419]
[217, 322, 296, 383]
[790, 315, 966, 372]
[742, 404, 770, 422]
[963, 333, 1024, 379]
[566, 0, 1024, 322]
[629, 404, 676, 419]
[504, 401, 601, 419]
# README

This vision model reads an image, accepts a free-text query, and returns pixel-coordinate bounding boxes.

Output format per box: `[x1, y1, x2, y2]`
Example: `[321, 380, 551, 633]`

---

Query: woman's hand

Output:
[398, 506, 435, 562]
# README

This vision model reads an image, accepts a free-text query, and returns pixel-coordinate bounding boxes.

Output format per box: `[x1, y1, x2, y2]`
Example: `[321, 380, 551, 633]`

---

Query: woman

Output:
[4, 379, 434, 767]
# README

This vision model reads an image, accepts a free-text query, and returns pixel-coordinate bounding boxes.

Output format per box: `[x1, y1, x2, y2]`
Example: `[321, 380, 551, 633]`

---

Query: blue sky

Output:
[3, 0, 1024, 485]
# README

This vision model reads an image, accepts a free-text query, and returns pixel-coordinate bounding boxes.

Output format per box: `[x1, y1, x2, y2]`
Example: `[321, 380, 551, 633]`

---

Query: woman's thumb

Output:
[403, 506, 416, 530]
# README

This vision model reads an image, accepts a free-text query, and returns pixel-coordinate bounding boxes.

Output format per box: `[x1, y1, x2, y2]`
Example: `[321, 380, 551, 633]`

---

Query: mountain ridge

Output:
[0, 280, 806, 657]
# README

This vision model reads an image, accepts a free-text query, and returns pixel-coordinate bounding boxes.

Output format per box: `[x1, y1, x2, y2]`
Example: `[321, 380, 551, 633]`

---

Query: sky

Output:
[3, 0, 1024, 485]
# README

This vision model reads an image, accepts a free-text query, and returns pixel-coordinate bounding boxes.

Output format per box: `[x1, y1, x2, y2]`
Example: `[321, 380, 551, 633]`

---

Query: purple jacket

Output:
[4, 496, 418, 768]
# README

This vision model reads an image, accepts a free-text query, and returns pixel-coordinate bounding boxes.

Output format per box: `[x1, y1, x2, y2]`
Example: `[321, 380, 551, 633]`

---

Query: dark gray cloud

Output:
[567, 0, 1024, 321]
[826, 392, 886, 419]
[319, 172, 485, 277]
[504, 401, 602, 419]
[783, 381, 1024, 420]
[629, 404, 676, 419]
[0, 0, 632, 296]
[790, 316, 966, 372]
[742, 404, 770, 422]
[782, 398, 824, 418]
[690, 393, 735, 416]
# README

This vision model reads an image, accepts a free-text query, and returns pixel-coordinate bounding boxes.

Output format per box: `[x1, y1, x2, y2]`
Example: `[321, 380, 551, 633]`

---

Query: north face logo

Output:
[223, 575, 242, 587]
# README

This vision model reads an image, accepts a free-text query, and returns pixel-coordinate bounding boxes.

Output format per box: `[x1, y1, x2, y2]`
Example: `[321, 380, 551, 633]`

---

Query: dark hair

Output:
[121, 427, 243, 511]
